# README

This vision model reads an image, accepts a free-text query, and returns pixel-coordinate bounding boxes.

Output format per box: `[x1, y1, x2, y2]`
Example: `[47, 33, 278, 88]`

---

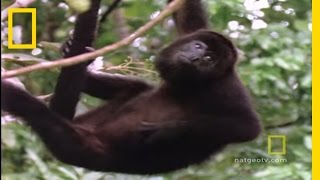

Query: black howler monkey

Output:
[1, 0, 261, 175]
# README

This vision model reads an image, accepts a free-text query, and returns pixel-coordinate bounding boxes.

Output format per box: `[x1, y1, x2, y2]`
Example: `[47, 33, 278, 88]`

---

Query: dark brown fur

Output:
[1, 0, 261, 174]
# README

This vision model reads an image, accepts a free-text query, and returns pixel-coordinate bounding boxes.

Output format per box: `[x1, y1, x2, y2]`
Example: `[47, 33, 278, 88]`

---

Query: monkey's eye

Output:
[203, 56, 212, 61]
[195, 43, 203, 49]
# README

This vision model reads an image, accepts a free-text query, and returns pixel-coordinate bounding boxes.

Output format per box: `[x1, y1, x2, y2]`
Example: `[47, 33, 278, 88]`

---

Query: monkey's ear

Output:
[236, 48, 245, 60]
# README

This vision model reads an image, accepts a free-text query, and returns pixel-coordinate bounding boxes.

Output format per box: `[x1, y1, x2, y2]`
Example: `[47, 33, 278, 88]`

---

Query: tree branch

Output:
[2, 0, 185, 79]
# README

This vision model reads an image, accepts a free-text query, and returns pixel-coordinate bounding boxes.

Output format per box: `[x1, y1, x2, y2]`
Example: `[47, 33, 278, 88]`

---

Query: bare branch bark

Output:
[2, 0, 185, 79]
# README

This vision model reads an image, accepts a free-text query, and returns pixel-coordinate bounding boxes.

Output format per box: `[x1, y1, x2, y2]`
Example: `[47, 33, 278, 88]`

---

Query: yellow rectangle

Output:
[312, 0, 318, 179]
[7, 8, 37, 49]
[268, 135, 286, 155]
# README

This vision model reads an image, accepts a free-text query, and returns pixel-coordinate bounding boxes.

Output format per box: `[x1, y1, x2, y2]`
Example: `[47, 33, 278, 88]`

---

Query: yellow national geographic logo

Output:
[7, 8, 37, 49]
[267, 135, 286, 155]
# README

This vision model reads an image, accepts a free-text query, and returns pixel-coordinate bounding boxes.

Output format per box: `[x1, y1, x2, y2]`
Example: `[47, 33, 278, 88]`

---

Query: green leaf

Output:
[65, 0, 91, 13]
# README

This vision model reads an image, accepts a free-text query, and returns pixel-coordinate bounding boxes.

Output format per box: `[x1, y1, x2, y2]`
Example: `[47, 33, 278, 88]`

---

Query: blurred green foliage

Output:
[1, 0, 311, 179]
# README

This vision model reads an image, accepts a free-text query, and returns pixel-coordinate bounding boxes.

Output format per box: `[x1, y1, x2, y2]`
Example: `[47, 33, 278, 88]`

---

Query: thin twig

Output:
[2, 0, 185, 79]
[100, 0, 122, 23]
[103, 59, 157, 75]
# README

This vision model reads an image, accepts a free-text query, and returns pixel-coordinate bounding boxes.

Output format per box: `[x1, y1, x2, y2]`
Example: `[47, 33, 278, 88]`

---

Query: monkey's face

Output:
[174, 40, 218, 70]
[155, 30, 238, 84]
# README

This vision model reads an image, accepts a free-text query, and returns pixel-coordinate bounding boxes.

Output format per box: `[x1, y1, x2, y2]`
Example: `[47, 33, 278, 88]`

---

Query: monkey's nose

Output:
[190, 57, 200, 62]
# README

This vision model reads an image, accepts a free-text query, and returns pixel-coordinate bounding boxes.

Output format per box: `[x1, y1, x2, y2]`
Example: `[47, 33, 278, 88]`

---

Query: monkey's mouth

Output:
[177, 53, 218, 67]
[191, 56, 218, 67]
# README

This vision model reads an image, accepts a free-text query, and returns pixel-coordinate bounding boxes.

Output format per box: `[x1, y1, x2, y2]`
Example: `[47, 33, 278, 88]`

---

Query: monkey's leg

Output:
[83, 71, 153, 100]
[1, 79, 105, 166]
[49, 0, 101, 120]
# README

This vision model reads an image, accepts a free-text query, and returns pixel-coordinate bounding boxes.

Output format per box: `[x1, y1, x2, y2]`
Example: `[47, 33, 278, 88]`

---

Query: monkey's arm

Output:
[49, 0, 101, 119]
[83, 71, 153, 100]
[169, 0, 209, 36]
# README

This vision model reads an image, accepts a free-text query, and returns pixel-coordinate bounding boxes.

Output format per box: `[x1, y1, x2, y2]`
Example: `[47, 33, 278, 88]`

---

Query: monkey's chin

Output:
[175, 54, 193, 64]
[193, 59, 218, 69]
